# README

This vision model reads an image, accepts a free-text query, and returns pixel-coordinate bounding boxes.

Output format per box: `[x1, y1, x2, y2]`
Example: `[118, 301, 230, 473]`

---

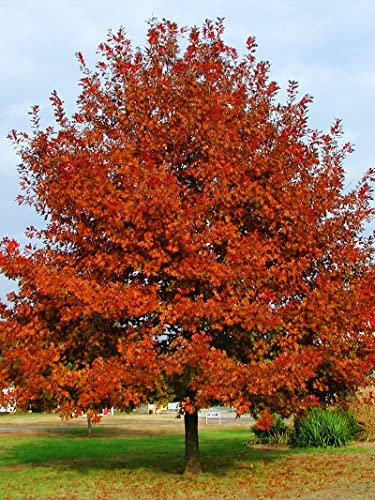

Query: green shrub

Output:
[294, 408, 360, 448]
[252, 414, 292, 445]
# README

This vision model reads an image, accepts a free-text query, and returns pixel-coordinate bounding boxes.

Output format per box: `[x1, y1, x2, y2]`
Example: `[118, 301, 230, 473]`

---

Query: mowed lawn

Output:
[0, 413, 374, 499]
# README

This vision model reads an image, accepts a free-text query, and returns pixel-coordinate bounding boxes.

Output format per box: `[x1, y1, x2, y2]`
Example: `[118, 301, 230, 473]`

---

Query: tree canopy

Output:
[1, 18, 374, 474]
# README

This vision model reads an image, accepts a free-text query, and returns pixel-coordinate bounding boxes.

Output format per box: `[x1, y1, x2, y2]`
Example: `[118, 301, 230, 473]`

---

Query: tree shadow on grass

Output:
[0, 428, 291, 476]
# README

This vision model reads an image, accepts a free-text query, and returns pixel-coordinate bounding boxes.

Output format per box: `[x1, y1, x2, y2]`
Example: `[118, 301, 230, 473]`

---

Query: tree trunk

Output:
[184, 411, 201, 475]
[87, 416, 92, 437]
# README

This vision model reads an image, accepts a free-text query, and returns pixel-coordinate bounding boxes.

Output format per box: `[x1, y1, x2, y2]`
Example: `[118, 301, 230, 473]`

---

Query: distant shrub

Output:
[252, 413, 292, 445]
[294, 408, 360, 448]
[349, 384, 375, 441]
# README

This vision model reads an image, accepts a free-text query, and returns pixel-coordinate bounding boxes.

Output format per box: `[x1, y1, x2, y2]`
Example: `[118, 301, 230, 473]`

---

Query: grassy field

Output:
[0, 413, 374, 499]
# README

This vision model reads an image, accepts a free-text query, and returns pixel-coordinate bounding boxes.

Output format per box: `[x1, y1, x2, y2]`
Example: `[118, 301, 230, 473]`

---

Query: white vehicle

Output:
[167, 402, 180, 411]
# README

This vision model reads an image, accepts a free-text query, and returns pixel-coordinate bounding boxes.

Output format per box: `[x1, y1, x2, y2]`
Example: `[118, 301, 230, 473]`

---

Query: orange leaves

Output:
[246, 36, 257, 54]
[149, 175, 161, 186]
[76, 51, 85, 67]
[254, 408, 274, 431]
[3, 238, 19, 255]
[49, 90, 63, 108]
[0, 18, 374, 424]
[9, 129, 18, 142]
[73, 113, 84, 124]
[148, 28, 159, 46]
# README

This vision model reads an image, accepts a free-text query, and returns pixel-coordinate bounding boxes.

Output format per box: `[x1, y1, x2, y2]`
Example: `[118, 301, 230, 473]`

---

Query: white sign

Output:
[205, 411, 221, 424]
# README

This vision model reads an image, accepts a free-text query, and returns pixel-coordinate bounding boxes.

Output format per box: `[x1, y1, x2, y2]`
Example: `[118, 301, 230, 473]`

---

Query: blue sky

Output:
[0, 0, 374, 295]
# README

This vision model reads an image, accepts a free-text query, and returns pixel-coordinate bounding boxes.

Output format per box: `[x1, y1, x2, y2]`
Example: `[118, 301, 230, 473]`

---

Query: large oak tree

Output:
[1, 19, 374, 474]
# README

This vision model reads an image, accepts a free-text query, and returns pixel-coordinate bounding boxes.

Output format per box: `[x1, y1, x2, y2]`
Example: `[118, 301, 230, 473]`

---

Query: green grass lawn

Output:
[0, 420, 374, 499]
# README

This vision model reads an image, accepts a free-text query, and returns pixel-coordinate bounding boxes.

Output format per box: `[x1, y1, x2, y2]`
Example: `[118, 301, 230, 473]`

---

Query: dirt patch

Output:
[248, 443, 290, 451]
[2, 465, 27, 471]
[0, 412, 251, 439]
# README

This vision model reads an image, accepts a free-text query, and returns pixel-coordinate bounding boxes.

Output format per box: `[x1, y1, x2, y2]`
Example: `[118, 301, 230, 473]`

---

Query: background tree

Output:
[0, 19, 374, 475]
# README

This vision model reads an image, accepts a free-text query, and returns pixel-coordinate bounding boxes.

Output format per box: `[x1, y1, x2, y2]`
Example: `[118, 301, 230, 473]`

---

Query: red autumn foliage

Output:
[254, 408, 275, 432]
[0, 18, 374, 473]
